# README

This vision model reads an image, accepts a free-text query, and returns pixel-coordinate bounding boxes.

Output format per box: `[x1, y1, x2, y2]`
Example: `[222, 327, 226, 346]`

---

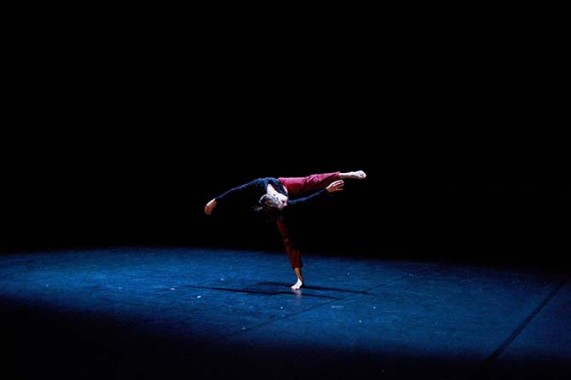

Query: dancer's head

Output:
[253, 193, 288, 220]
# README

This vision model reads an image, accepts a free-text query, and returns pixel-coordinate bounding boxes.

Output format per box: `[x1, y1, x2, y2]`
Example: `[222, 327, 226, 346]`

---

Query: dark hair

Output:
[253, 194, 283, 222]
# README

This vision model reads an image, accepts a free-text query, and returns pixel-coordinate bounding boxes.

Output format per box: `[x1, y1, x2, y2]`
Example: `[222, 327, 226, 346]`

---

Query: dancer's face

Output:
[266, 193, 288, 210]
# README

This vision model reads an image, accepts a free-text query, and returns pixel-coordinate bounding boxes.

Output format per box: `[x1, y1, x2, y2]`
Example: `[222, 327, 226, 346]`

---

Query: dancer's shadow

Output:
[184, 282, 369, 299]
[259, 282, 371, 295]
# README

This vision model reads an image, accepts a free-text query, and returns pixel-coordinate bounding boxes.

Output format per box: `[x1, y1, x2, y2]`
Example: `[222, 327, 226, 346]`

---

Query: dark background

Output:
[2, 16, 567, 272]
[2, 126, 566, 272]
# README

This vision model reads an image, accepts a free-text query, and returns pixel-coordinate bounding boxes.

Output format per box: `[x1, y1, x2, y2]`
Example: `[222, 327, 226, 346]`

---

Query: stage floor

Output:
[1, 246, 569, 379]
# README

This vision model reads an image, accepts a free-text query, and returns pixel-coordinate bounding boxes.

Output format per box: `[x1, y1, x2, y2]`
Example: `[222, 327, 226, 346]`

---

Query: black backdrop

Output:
[2, 125, 566, 272]
[2, 25, 567, 271]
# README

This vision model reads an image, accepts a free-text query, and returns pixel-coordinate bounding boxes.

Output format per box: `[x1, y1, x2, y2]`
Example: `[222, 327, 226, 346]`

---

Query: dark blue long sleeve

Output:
[285, 189, 332, 210]
[214, 178, 266, 208]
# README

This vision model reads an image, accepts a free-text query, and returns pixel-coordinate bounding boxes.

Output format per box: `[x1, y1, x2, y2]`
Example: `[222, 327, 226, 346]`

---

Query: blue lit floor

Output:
[1, 247, 569, 379]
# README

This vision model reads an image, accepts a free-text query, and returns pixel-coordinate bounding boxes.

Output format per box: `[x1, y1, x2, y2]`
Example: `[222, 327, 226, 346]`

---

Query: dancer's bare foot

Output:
[291, 279, 303, 290]
[340, 170, 367, 180]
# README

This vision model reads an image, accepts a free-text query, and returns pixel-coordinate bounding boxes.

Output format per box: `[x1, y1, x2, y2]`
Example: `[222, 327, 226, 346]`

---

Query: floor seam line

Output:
[475, 274, 569, 374]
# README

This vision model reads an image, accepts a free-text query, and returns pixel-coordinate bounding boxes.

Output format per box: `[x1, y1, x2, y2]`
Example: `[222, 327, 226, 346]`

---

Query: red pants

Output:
[275, 172, 340, 268]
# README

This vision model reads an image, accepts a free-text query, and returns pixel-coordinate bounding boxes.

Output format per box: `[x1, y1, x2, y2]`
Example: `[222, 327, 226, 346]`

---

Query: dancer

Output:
[204, 170, 367, 289]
